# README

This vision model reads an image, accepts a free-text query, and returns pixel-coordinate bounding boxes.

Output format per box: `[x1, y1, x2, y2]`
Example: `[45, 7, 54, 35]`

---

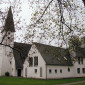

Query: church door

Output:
[17, 69, 21, 77]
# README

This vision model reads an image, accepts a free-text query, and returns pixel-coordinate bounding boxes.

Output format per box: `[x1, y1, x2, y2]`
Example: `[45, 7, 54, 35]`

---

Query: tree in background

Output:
[68, 35, 81, 50]
[25, 0, 85, 48]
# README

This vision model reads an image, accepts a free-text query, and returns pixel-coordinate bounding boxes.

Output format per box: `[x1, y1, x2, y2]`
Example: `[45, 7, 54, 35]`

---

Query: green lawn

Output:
[0, 77, 85, 85]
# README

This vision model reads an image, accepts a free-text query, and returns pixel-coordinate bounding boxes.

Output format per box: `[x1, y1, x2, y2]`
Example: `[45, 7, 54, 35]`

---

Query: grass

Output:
[73, 83, 85, 85]
[0, 77, 85, 85]
[73, 82, 85, 85]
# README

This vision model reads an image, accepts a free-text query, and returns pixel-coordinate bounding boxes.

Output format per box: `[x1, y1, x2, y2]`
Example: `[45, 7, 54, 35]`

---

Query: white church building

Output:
[0, 7, 85, 79]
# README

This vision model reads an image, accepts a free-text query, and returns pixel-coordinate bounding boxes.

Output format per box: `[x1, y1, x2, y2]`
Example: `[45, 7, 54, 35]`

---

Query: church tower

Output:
[0, 6, 15, 76]
[1, 6, 15, 46]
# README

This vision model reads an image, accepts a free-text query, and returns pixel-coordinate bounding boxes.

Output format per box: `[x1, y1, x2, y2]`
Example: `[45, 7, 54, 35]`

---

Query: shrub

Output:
[5, 72, 10, 76]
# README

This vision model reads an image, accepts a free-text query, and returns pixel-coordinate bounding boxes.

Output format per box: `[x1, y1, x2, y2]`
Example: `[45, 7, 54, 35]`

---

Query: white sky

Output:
[14, 0, 33, 42]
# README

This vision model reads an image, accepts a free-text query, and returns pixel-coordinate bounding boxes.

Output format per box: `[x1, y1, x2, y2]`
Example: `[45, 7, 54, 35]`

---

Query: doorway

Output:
[17, 69, 22, 77]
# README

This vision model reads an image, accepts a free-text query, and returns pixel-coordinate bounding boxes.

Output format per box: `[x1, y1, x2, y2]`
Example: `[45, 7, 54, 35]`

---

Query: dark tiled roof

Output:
[34, 43, 73, 66]
[75, 47, 85, 58]
[13, 42, 31, 69]
[2, 6, 15, 32]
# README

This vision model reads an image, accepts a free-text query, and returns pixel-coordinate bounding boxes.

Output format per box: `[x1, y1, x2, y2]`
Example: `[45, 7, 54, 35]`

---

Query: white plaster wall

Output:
[0, 31, 14, 76]
[24, 44, 46, 79]
[0, 57, 2, 76]
[23, 61, 29, 77]
[0, 45, 12, 76]
[1, 46, 12, 76]
[11, 57, 17, 76]
[0, 46, 3, 75]
[47, 59, 85, 79]
[47, 66, 74, 79]
[73, 59, 85, 77]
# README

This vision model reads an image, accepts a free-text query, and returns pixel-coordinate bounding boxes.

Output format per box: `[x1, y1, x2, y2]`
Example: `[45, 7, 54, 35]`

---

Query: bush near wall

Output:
[5, 72, 10, 76]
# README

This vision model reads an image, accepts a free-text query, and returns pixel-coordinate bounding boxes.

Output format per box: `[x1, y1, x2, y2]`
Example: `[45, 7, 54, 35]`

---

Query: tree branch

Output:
[1, 31, 8, 44]
[34, 0, 54, 24]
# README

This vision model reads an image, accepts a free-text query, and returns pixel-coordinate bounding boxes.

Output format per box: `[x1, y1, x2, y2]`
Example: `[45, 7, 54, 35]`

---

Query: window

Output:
[78, 57, 80, 64]
[7, 32, 10, 35]
[49, 69, 52, 73]
[77, 68, 80, 74]
[10, 61, 11, 64]
[78, 57, 83, 64]
[35, 69, 37, 73]
[55, 69, 57, 73]
[81, 58, 83, 64]
[82, 68, 85, 74]
[29, 57, 33, 66]
[68, 68, 70, 72]
[60, 69, 62, 73]
[8, 37, 10, 39]
[34, 57, 38, 66]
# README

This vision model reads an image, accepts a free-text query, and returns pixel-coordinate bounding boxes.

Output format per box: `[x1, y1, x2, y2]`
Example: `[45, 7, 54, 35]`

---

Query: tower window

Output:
[8, 32, 10, 35]
[7, 32, 10, 35]
[10, 61, 11, 64]
[8, 37, 10, 39]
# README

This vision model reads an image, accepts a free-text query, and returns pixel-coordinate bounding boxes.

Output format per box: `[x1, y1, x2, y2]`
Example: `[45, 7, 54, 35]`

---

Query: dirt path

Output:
[57, 80, 85, 85]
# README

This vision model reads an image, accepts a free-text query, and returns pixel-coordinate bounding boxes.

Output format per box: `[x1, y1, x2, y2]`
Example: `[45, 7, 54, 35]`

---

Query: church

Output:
[0, 7, 85, 79]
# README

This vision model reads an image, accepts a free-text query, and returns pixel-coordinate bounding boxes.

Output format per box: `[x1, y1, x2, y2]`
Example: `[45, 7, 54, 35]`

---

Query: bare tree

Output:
[26, 0, 85, 47]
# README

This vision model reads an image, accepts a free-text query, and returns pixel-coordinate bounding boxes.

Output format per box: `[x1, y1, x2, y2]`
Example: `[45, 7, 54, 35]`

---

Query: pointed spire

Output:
[2, 6, 15, 32]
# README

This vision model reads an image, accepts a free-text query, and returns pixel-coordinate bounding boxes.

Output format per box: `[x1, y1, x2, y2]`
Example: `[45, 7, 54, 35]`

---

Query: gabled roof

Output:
[34, 43, 73, 66]
[2, 6, 15, 33]
[13, 42, 31, 69]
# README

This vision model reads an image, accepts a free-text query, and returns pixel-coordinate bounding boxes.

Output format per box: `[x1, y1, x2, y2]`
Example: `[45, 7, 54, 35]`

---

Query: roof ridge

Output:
[33, 42, 67, 49]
